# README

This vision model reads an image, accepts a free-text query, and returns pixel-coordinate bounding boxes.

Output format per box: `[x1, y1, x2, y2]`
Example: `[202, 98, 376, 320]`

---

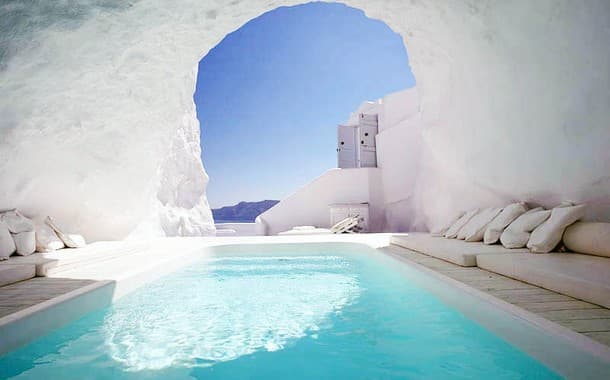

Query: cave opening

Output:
[193, 2, 415, 223]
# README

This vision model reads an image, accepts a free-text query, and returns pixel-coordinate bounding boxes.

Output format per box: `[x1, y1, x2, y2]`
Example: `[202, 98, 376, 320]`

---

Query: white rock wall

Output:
[371, 0, 610, 228]
[0, 0, 608, 240]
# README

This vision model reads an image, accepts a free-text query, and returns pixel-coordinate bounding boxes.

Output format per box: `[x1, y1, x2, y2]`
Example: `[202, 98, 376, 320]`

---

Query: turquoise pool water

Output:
[0, 243, 563, 379]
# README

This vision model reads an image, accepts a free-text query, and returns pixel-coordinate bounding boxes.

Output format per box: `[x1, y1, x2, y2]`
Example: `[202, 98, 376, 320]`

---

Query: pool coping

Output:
[0, 280, 115, 354]
[382, 246, 610, 364]
[0, 238, 209, 355]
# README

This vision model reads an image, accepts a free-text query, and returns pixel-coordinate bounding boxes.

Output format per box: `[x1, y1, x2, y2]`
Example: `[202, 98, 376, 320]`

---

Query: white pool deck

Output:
[1, 234, 610, 365]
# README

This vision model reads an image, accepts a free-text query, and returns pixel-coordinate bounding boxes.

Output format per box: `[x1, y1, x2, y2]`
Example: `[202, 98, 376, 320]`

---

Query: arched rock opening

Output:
[0, 1, 609, 240]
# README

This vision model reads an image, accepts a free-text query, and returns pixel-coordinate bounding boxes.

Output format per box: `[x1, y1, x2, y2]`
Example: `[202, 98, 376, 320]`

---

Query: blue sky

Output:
[195, 2, 415, 208]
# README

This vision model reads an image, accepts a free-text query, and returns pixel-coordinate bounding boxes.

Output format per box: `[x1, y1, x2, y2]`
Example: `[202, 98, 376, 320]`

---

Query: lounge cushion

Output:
[445, 209, 479, 239]
[0, 210, 34, 234]
[563, 222, 610, 258]
[484, 202, 528, 244]
[0, 222, 16, 260]
[460, 207, 503, 242]
[528, 205, 585, 253]
[34, 220, 65, 252]
[500, 208, 550, 249]
[0, 264, 36, 287]
[0, 254, 59, 277]
[477, 252, 610, 308]
[391, 233, 528, 267]
[62, 234, 87, 248]
[45, 216, 86, 248]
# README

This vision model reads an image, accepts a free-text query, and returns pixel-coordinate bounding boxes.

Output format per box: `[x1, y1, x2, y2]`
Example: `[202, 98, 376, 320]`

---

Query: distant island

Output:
[212, 200, 279, 223]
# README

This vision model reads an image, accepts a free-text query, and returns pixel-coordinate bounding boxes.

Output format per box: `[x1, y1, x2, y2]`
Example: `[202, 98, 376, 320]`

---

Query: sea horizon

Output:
[214, 219, 255, 224]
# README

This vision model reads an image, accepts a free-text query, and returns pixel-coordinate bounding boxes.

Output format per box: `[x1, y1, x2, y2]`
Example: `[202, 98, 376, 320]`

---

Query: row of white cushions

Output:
[440, 202, 585, 253]
[502, 202, 585, 252]
[0, 212, 87, 260]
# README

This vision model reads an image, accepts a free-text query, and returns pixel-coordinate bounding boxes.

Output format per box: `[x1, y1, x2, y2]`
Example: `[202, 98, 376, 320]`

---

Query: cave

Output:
[0, 1, 608, 241]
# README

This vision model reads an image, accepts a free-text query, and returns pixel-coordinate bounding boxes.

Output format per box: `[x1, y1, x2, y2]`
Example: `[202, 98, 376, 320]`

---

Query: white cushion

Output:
[444, 209, 479, 239]
[563, 222, 610, 258]
[45, 216, 86, 248]
[0, 264, 36, 287]
[500, 208, 550, 249]
[431, 212, 464, 237]
[12, 231, 36, 256]
[34, 219, 65, 252]
[0, 222, 16, 260]
[499, 230, 531, 249]
[64, 234, 87, 248]
[0, 210, 34, 233]
[528, 204, 586, 253]
[456, 208, 486, 240]
[460, 207, 503, 242]
[483, 202, 528, 244]
[476, 252, 610, 309]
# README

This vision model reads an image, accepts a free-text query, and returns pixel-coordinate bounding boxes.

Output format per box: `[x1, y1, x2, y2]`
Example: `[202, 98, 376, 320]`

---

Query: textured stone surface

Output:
[0, 0, 609, 240]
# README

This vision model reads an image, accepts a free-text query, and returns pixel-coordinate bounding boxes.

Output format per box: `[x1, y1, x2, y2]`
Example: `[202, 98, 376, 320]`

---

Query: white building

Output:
[257, 88, 423, 235]
[337, 102, 379, 169]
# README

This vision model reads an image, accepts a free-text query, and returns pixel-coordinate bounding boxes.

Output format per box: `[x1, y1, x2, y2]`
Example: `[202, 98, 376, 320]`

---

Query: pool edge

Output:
[380, 247, 610, 367]
[0, 280, 115, 355]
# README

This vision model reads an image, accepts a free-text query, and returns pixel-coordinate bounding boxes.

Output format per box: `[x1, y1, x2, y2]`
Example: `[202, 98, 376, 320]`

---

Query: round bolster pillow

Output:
[563, 222, 610, 258]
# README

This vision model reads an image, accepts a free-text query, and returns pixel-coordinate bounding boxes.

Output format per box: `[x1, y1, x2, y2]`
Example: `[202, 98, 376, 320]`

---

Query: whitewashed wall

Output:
[375, 89, 425, 231]
[257, 168, 383, 235]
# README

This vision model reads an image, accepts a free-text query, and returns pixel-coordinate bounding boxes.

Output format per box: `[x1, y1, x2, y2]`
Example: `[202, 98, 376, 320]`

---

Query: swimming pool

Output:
[0, 243, 608, 379]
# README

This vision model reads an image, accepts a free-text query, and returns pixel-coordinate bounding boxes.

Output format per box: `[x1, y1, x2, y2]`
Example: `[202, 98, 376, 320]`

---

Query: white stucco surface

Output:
[258, 168, 384, 235]
[1, 1, 609, 240]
